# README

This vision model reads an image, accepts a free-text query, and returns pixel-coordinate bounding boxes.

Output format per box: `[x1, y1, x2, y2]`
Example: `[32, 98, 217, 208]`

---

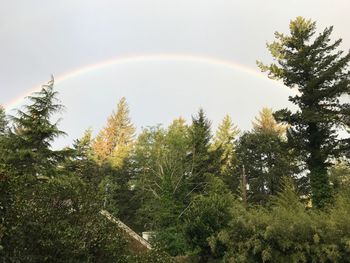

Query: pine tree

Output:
[258, 17, 350, 208]
[252, 108, 287, 136]
[92, 130, 109, 163]
[92, 98, 136, 225]
[212, 115, 239, 191]
[93, 97, 135, 167]
[73, 129, 94, 161]
[237, 110, 297, 204]
[8, 77, 66, 178]
[64, 129, 99, 183]
[188, 109, 216, 194]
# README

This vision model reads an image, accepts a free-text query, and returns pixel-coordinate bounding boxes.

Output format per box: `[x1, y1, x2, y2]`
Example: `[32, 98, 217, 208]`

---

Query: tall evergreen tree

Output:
[258, 17, 350, 208]
[93, 97, 135, 167]
[237, 109, 297, 204]
[63, 129, 99, 183]
[212, 115, 240, 191]
[8, 77, 66, 179]
[73, 129, 95, 161]
[188, 109, 215, 194]
[92, 98, 136, 224]
[1, 84, 135, 262]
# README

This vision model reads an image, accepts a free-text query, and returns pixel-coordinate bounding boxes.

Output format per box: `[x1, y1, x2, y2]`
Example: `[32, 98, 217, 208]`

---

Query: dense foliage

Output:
[258, 17, 350, 208]
[217, 182, 350, 262]
[1, 17, 349, 263]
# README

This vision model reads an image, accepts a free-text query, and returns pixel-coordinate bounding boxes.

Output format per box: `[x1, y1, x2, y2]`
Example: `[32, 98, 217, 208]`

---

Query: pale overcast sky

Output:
[1, 0, 349, 147]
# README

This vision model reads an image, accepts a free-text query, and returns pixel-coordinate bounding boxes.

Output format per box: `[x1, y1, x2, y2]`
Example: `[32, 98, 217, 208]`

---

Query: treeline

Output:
[0, 82, 173, 262]
[1, 16, 350, 262]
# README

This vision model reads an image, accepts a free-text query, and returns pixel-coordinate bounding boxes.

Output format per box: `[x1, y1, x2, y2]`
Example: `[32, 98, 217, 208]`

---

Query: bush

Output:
[128, 249, 176, 263]
[184, 177, 235, 261]
[1, 175, 128, 263]
[217, 182, 350, 262]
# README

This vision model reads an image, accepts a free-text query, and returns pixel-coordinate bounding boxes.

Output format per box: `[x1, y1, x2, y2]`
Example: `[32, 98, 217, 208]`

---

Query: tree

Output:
[130, 119, 192, 255]
[328, 160, 350, 192]
[74, 129, 95, 161]
[184, 177, 235, 262]
[6, 77, 66, 180]
[62, 129, 123, 214]
[237, 109, 297, 204]
[93, 97, 135, 167]
[0, 106, 7, 250]
[2, 174, 129, 263]
[258, 17, 350, 208]
[218, 180, 350, 262]
[92, 98, 136, 225]
[252, 108, 287, 136]
[132, 120, 189, 227]
[165, 118, 189, 162]
[63, 129, 99, 183]
[132, 125, 167, 230]
[188, 109, 218, 194]
[0, 81, 134, 262]
[0, 106, 7, 135]
[212, 115, 240, 191]
[148, 157, 189, 256]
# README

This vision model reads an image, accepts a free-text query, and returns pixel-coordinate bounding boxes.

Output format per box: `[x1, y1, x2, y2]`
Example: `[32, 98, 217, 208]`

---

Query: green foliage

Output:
[63, 129, 99, 183]
[0, 80, 131, 262]
[237, 127, 298, 204]
[0, 106, 7, 134]
[188, 109, 219, 194]
[2, 174, 129, 262]
[90, 98, 137, 226]
[252, 108, 287, 136]
[2, 19, 350, 261]
[219, 181, 350, 262]
[328, 160, 350, 191]
[93, 97, 135, 166]
[129, 249, 176, 263]
[0, 106, 7, 253]
[132, 121, 191, 254]
[6, 78, 67, 179]
[212, 115, 240, 191]
[98, 174, 120, 212]
[258, 17, 350, 208]
[184, 177, 235, 261]
[153, 226, 188, 257]
[131, 112, 227, 258]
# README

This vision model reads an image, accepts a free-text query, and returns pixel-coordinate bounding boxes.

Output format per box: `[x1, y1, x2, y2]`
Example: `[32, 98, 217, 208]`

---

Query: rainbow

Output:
[4, 53, 278, 110]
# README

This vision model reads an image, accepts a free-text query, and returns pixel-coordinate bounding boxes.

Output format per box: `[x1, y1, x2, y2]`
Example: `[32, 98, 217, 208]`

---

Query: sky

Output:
[1, 0, 349, 148]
